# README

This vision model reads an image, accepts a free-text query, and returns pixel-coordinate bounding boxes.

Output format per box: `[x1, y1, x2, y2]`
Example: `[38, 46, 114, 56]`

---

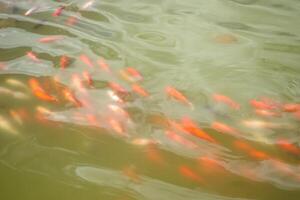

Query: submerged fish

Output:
[165, 86, 193, 108]
[0, 115, 18, 135]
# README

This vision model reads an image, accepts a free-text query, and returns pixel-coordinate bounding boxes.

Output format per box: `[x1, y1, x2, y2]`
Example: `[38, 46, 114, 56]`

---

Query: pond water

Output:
[0, 0, 300, 199]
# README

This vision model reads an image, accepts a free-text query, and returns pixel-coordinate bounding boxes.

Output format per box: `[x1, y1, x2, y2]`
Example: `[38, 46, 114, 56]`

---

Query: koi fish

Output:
[282, 103, 300, 113]
[132, 84, 149, 97]
[97, 58, 111, 72]
[198, 156, 224, 172]
[108, 104, 129, 118]
[52, 6, 65, 17]
[86, 114, 98, 126]
[26, 51, 39, 62]
[107, 90, 123, 103]
[108, 118, 126, 136]
[82, 71, 94, 87]
[146, 144, 165, 166]
[9, 110, 24, 125]
[211, 121, 239, 135]
[277, 139, 300, 156]
[80, 54, 94, 68]
[131, 138, 158, 146]
[165, 86, 193, 108]
[255, 109, 281, 117]
[213, 93, 240, 110]
[181, 117, 216, 143]
[242, 119, 281, 129]
[233, 140, 271, 160]
[250, 99, 276, 110]
[179, 165, 202, 183]
[38, 35, 63, 43]
[24, 6, 38, 16]
[66, 16, 78, 26]
[81, 0, 94, 10]
[29, 78, 57, 102]
[165, 130, 197, 149]
[60, 55, 70, 69]
[6, 79, 27, 90]
[122, 67, 143, 82]
[122, 165, 141, 183]
[109, 82, 128, 94]
[71, 74, 87, 93]
[0, 115, 18, 135]
[62, 89, 82, 107]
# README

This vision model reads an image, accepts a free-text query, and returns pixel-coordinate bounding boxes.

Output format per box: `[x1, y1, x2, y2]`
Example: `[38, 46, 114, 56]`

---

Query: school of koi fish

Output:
[0, 0, 300, 200]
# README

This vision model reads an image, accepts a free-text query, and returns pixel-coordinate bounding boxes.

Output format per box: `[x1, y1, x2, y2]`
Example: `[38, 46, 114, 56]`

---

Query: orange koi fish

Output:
[132, 84, 149, 97]
[282, 103, 300, 113]
[80, 54, 94, 68]
[86, 114, 98, 126]
[146, 144, 165, 166]
[250, 99, 276, 110]
[62, 89, 82, 107]
[29, 78, 57, 102]
[165, 86, 193, 108]
[179, 165, 203, 183]
[213, 93, 240, 110]
[198, 156, 224, 172]
[66, 16, 78, 26]
[52, 6, 65, 17]
[211, 121, 239, 135]
[38, 36, 63, 43]
[277, 139, 300, 156]
[60, 55, 70, 69]
[26, 51, 39, 62]
[82, 71, 94, 87]
[109, 82, 128, 94]
[165, 130, 197, 149]
[233, 140, 271, 160]
[97, 58, 111, 72]
[125, 67, 143, 81]
[108, 118, 126, 136]
[181, 117, 216, 143]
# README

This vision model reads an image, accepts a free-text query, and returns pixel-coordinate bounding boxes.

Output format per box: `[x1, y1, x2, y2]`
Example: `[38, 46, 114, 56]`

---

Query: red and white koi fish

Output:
[60, 55, 70, 69]
[26, 51, 39, 62]
[62, 89, 82, 107]
[80, 54, 94, 68]
[165, 86, 193, 108]
[107, 90, 123, 103]
[52, 6, 65, 17]
[108, 118, 126, 136]
[71, 74, 87, 94]
[213, 93, 240, 110]
[122, 165, 141, 183]
[211, 121, 239, 135]
[181, 117, 216, 143]
[132, 83, 149, 97]
[38, 35, 63, 43]
[120, 67, 143, 82]
[255, 109, 281, 117]
[131, 138, 159, 146]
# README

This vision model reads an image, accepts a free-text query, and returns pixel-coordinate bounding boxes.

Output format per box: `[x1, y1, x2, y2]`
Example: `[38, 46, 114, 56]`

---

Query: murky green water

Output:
[0, 0, 300, 199]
